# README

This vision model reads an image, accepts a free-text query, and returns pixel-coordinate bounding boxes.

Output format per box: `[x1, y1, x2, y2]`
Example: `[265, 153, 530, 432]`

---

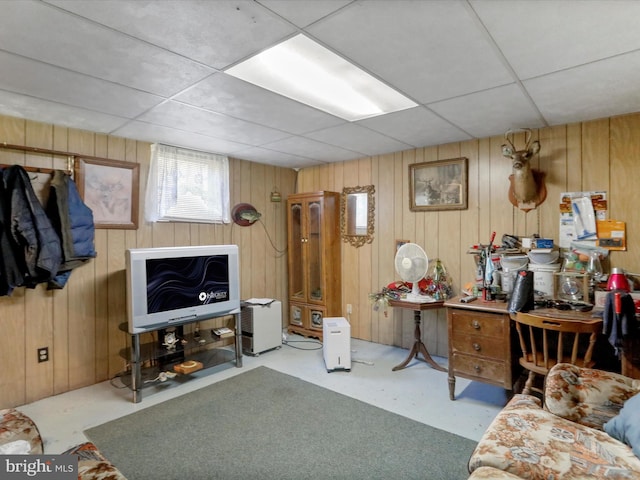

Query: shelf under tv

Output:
[120, 312, 243, 403]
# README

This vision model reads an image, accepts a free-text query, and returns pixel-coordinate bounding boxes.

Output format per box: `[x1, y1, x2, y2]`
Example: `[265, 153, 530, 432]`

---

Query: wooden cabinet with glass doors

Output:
[287, 191, 341, 339]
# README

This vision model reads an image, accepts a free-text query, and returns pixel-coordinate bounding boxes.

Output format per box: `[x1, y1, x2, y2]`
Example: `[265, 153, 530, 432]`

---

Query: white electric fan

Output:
[394, 243, 434, 303]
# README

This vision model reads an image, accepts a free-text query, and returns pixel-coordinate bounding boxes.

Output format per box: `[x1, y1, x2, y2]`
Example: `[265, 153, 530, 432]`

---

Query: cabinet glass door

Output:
[289, 202, 305, 300]
[290, 304, 303, 326]
[310, 308, 324, 331]
[307, 200, 323, 302]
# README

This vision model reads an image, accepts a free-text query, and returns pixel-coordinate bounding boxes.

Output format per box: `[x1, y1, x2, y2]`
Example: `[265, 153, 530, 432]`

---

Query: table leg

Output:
[448, 374, 456, 400]
[392, 309, 446, 372]
[131, 333, 142, 403]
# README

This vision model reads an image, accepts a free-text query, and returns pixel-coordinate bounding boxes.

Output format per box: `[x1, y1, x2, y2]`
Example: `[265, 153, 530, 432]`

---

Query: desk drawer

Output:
[451, 334, 505, 361]
[452, 352, 506, 384]
[450, 309, 506, 337]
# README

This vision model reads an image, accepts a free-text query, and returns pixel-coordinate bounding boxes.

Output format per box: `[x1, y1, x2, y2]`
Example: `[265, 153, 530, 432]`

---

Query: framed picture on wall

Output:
[395, 239, 410, 253]
[75, 157, 140, 229]
[409, 157, 468, 211]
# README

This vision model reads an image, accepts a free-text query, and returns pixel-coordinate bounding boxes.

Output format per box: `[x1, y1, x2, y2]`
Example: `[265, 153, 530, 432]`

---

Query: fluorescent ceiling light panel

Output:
[225, 34, 417, 121]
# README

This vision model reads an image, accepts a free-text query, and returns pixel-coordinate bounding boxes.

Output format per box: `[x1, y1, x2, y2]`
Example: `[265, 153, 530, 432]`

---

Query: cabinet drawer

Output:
[452, 352, 506, 384]
[450, 310, 507, 338]
[451, 334, 505, 361]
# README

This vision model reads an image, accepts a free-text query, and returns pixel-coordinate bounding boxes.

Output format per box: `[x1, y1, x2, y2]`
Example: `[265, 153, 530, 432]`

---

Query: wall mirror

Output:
[340, 185, 375, 247]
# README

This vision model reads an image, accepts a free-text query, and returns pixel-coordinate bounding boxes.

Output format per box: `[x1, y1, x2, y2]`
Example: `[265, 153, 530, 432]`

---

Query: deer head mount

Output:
[502, 128, 546, 212]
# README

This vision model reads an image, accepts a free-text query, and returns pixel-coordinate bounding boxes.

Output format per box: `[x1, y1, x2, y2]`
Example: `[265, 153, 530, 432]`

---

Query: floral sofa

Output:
[468, 363, 640, 479]
[0, 408, 126, 480]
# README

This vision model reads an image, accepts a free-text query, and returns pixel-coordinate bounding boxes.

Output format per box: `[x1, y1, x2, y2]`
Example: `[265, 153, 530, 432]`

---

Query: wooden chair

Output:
[512, 312, 603, 396]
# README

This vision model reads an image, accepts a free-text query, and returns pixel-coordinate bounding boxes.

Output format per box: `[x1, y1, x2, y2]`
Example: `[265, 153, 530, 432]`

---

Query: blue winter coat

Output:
[46, 170, 96, 289]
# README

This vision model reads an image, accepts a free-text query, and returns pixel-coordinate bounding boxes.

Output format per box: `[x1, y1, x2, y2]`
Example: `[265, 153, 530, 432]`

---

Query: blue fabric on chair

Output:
[604, 392, 640, 458]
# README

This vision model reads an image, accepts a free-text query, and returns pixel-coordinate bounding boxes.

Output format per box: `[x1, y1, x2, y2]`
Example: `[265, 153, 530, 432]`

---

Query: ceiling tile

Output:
[304, 123, 412, 156]
[471, 0, 640, 79]
[263, 136, 363, 162]
[358, 107, 472, 147]
[1, 1, 214, 96]
[258, 0, 352, 28]
[0, 1, 638, 169]
[112, 121, 250, 156]
[137, 101, 291, 145]
[175, 74, 346, 134]
[231, 146, 320, 168]
[0, 90, 129, 134]
[307, 1, 514, 103]
[47, 0, 297, 69]
[0, 52, 163, 118]
[429, 84, 546, 139]
[524, 52, 640, 126]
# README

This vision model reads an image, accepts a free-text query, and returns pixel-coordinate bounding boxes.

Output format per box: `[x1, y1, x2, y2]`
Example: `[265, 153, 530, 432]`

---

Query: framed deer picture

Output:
[75, 157, 140, 229]
[409, 158, 468, 211]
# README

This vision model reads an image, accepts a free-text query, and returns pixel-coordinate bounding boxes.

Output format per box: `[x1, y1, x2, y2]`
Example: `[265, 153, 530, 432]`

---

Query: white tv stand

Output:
[123, 311, 243, 403]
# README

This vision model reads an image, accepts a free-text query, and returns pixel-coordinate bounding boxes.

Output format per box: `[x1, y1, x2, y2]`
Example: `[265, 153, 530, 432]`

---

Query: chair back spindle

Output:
[512, 312, 602, 397]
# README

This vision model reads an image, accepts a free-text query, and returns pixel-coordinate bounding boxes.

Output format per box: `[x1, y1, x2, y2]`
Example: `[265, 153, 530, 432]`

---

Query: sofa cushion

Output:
[544, 363, 640, 430]
[469, 394, 640, 479]
[604, 392, 640, 459]
[0, 440, 31, 454]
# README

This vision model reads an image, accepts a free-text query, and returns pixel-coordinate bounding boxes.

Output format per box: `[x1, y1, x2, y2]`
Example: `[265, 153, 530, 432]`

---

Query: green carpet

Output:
[85, 367, 476, 480]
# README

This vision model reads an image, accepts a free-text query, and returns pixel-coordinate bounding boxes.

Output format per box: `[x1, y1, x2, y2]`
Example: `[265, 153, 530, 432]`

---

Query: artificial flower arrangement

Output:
[369, 259, 453, 317]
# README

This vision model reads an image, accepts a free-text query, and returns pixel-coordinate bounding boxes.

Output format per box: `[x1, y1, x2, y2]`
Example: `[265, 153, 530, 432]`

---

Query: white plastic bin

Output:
[529, 263, 561, 297]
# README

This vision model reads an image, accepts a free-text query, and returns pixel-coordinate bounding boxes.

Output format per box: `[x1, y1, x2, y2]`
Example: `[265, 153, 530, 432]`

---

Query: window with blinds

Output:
[145, 144, 230, 223]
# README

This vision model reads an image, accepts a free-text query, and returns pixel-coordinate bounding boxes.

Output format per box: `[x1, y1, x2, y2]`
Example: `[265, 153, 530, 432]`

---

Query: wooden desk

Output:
[444, 296, 604, 400]
[387, 299, 446, 372]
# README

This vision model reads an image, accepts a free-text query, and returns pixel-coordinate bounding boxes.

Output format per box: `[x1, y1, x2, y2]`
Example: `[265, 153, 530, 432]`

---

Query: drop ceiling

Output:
[1, 0, 640, 169]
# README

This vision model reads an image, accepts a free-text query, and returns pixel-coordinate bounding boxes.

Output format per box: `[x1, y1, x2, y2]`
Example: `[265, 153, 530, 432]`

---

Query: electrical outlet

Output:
[38, 347, 49, 363]
[346, 304, 352, 314]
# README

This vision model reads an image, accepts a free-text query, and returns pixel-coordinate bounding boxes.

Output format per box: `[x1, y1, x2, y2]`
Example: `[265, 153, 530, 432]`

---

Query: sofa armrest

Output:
[544, 363, 640, 430]
[0, 408, 44, 455]
[63, 442, 128, 480]
[468, 466, 524, 479]
[502, 393, 542, 411]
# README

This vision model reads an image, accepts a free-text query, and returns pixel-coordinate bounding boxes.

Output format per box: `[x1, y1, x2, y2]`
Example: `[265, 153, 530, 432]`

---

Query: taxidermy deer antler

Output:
[501, 128, 546, 212]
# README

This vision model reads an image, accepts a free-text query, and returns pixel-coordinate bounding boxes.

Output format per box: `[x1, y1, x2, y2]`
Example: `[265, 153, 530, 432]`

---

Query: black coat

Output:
[2, 165, 62, 289]
[0, 171, 23, 295]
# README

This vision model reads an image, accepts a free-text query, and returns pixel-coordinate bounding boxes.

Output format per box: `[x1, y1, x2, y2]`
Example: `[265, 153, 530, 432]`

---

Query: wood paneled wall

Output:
[298, 114, 640, 359]
[2, 111, 639, 408]
[0, 114, 296, 408]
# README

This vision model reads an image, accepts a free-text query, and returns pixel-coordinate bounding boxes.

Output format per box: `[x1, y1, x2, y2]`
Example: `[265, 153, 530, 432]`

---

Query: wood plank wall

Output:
[2, 112, 639, 408]
[0, 114, 296, 408]
[298, 113, 640, 359]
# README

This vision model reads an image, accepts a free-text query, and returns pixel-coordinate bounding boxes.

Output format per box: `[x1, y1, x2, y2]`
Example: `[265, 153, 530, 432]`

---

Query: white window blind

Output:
[145, 144, 230, 223]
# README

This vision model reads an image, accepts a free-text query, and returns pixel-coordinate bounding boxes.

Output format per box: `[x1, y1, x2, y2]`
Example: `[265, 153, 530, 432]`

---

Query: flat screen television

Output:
[126, 245, 240, 334]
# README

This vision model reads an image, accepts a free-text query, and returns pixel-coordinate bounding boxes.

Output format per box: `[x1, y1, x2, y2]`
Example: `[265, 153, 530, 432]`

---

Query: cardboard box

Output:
[533, 238, 554, 249]
[173, 360, 203, 374]
[593, 290, 640, 310]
